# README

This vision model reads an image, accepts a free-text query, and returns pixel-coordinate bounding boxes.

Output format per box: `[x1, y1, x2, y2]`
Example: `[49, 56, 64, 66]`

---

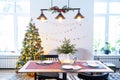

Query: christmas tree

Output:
[57, 38, 77, 54]
[16, 19, 44, 69]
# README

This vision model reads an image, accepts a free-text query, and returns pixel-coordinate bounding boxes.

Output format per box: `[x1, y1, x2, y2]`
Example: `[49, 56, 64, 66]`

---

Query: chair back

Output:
[40, 55, 60, 62]
[48, 49, 58, 55]
[74, 48, 93, 60]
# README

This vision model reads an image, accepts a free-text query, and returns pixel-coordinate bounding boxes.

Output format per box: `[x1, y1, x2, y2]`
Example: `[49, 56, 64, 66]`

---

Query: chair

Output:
[48, 49, 59, 55]
[35, 55, 62, 80]
[73, 48, 93, 60]
[78, 72, 109, 80]
[95, 57, 117, 72]
[74, 48, 109, 80]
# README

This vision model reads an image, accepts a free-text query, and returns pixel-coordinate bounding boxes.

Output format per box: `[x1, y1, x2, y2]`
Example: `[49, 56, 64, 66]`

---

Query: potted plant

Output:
[116, 40, 120, 54]
[93, 39, 101, 53]
[101, 42, 111, 54]
[57, 38, 77, 54]
[56, 38, 77, 63]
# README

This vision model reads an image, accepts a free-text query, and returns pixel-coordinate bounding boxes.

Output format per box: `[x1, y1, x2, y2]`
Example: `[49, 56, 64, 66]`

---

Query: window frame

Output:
[94, 0, 120, 54]
[0, 0, 30, 53]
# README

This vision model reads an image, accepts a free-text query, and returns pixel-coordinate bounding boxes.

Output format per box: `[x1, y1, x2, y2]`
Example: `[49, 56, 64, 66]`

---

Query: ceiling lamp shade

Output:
[55, 12, 65, 21]
[37, 11, 47, 21]
[74, 10, 84, 20]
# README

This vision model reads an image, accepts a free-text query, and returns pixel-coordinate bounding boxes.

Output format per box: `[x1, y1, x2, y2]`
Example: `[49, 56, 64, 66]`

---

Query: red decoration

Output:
[15, 70, 19, 74]
[50, 5, 70, 13]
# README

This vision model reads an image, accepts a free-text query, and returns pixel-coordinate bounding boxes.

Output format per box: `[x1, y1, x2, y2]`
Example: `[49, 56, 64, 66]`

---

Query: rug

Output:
[70, 73, 120, 80]
[108, 73, 120, 80]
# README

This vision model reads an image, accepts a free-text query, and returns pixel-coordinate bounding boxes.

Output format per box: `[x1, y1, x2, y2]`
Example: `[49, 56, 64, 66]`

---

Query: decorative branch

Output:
[49, 5, 73, 13]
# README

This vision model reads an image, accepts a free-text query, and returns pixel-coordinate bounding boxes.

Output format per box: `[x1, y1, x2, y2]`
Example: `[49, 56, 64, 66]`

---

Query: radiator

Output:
[0, 53, 20, 68]
[94, 55, 120, 68]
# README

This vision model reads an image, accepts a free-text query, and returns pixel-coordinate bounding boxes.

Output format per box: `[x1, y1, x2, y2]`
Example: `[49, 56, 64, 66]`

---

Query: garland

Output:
[49, 5, 73, 13]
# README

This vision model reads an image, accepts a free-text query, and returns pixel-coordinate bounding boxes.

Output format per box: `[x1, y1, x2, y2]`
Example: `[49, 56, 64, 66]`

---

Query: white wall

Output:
[30, 0, 94, 54]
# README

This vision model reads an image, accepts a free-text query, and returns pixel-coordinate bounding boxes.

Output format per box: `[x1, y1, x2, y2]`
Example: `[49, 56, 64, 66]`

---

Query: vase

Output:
[104, 50, 111, 54]
[59, 53, 74, 64]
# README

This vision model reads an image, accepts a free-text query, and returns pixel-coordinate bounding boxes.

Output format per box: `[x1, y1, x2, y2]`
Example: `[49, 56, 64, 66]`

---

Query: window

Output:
[0, 0, 30, 53]
[94, 0, 120, 54]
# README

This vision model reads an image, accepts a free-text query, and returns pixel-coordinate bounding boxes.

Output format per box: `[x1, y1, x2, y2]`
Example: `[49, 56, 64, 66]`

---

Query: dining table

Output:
[18, 60, 114, 80]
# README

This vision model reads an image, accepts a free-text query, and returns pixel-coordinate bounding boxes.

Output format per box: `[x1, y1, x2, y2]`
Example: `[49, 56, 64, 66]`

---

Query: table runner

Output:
[26, 61, 105, 69]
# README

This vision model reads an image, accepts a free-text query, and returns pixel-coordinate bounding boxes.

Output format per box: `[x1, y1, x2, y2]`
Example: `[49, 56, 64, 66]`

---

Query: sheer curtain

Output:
[0, 0, 30, 53]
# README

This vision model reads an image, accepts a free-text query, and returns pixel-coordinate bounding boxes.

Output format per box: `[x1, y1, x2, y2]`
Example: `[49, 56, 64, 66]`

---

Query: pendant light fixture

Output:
[37, 0, 84, 21]
[37, 10, 47, 21]
[55, 12, 65, 21]
[74, 9, 84, 20]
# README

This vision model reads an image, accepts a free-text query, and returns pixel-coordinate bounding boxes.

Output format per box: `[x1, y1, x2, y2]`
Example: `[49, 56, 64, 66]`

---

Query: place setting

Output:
[61, 64, 82, 72]
[82, 61, 105, 69]
[86, 61, 100, 67]
[36, 60, 54, 65]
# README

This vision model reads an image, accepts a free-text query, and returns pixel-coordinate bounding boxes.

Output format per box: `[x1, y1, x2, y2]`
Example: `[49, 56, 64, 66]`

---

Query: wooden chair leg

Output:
[34, 73, 37, 80]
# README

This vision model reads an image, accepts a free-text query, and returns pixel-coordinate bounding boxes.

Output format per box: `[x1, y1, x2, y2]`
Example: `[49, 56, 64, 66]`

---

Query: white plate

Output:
[87, 61, 99, 67]
[88, 63, 99, 67]
[72, 65, 82, 70]
[62, 65, 73, 70]
[42, 60, 54, 64]
[62, 65, 82, 70]
[36, 62, 42, 64]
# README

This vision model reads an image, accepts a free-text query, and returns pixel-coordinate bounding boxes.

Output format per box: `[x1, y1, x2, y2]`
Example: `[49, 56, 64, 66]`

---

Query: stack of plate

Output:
[87, 61, 99, 67]
[61, 65, 82, 71]
[36, 60, 54, 65]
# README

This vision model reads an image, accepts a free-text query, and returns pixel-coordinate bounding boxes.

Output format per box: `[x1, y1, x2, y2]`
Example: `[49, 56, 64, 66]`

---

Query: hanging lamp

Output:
[37, 10, 47, 21]
[74, 9, 84, 20]
[37, 0, 84, 21]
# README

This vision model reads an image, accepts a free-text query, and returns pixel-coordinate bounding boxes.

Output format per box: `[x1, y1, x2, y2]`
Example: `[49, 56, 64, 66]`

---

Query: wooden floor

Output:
[0, 69, 78, 80]
[0, 69, 120, 80]
[0, 69, 34, 80]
